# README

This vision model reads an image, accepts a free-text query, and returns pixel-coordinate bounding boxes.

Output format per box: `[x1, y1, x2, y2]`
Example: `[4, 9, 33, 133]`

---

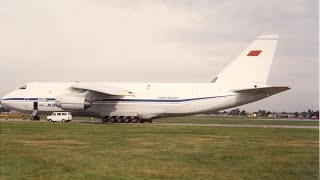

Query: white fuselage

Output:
[1, 82, 267, 119]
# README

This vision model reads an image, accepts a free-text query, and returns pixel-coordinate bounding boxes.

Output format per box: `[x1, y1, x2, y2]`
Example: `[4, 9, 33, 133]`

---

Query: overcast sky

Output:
[0, 0, 318, 112]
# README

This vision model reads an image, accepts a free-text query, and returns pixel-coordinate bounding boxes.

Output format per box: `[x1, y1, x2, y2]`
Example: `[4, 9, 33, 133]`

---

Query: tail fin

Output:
[211, 34, 279, 90]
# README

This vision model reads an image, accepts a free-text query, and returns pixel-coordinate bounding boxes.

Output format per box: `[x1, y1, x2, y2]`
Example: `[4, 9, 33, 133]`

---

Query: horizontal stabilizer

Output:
[234, 86, 290, 96]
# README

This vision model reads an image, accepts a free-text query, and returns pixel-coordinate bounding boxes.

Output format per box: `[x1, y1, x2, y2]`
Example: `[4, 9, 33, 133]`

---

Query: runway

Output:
[153, 123, 319, 129]
[1, 118, 318, 129]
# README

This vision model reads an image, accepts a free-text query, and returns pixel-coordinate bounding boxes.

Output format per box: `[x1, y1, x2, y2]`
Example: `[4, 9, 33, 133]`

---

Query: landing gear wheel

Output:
[118, 117, 125, 123]
[109, 117, 116, 123]
[102, 117, 109, 123]
[124, 117, 131, 123]
[132, 117, 139, 123]
[62, 119, 65, 123]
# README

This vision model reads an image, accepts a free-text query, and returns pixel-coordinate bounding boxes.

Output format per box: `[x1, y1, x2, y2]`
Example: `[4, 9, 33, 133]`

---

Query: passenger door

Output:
[62, 113, 67, 120]
[33, 102, 38, 111]
[51, 113, 56, 121]
[57, 113, 62, 121]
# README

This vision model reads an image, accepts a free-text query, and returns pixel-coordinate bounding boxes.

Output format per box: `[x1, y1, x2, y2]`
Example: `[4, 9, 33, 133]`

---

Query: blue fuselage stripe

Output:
[100, 95, 233, 102]
[2, 98, 56, 101]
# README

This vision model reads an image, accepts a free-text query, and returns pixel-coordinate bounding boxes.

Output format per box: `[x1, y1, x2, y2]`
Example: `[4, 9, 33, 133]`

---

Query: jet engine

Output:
[55, 96, 92, 110]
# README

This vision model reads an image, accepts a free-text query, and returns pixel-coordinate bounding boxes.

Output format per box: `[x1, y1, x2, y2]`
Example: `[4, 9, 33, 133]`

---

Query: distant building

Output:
[276, 113, 295, 118]
[309, 112, 319, 119]
[247, 113, 261, 117]
[267, 113, 277, 118]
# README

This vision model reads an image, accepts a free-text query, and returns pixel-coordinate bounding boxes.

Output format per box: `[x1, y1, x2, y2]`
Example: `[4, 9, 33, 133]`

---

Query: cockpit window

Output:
[19, 85, 27, 90]
[210, 77, 218, 83]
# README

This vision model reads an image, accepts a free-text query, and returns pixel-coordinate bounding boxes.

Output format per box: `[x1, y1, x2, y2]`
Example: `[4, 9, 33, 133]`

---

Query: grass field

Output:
[0, 120, 319, 179]
[156, 116, 320, 126]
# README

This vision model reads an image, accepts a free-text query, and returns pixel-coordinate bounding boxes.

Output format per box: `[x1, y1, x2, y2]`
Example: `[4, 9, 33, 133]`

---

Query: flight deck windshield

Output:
[19, 85, 27, 90]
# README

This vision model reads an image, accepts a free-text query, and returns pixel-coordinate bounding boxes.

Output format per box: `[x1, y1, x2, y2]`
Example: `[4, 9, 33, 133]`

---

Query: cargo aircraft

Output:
[0, 35, 290, 123]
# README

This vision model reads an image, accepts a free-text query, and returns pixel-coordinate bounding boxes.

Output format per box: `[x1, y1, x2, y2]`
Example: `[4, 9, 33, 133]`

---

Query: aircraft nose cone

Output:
[0, 95, 9, 111]
[0, 98, 5, 111]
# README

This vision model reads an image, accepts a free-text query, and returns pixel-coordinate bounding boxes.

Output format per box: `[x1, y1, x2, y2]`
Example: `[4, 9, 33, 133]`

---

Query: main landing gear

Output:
[101, 116, 152, 124]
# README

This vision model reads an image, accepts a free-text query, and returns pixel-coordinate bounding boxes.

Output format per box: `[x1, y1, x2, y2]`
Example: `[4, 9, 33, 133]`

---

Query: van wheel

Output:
[62, 119, 65, 122]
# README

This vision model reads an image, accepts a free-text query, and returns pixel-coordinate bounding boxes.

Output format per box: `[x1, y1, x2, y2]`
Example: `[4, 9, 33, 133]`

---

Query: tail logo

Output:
[247, 50, 262, 56]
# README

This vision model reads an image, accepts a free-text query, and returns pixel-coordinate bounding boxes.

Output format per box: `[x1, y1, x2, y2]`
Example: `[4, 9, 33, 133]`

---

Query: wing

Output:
[55, 83, 134, 110]
[71, 83, 134, 96]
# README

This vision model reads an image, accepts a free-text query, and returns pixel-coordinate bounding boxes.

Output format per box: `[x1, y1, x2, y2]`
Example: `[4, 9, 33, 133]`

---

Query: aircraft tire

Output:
[119, 117, 125, 123]
[139, 120, 145, 123]
[124, 117, 131, 123]
[132, 118, 139, 123]
[115, 117, 122, 123]
[109, 117, 116, 123]
[102, 117, 108, 123]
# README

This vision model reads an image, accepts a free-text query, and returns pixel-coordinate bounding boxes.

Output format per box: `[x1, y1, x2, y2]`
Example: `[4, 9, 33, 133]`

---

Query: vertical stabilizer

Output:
[212, 34, 279, 90]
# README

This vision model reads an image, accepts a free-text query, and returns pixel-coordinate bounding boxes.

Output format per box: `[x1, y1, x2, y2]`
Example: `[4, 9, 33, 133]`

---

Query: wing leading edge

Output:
[71, 83, 134, 96]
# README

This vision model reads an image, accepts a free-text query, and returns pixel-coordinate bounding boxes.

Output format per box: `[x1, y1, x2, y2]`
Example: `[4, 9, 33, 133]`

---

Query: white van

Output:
[47, 112, 72, 122]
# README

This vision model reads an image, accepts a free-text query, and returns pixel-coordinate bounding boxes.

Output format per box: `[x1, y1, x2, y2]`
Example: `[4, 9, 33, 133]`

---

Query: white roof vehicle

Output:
[47, 112, 72, 122]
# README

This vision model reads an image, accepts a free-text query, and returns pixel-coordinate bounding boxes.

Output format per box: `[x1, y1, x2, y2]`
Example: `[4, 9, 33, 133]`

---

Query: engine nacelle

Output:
[55, 96, 91, 110]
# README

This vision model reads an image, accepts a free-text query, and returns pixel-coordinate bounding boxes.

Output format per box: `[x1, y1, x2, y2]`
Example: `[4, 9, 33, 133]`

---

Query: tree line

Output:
[215, 108, 319, 119]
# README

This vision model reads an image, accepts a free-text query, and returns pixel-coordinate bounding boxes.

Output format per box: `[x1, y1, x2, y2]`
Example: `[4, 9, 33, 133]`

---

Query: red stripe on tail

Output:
[247, 50, 262, 56]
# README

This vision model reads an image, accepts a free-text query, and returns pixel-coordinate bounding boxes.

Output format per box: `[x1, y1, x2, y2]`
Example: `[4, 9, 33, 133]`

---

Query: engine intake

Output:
[56, 96, 91, 110]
